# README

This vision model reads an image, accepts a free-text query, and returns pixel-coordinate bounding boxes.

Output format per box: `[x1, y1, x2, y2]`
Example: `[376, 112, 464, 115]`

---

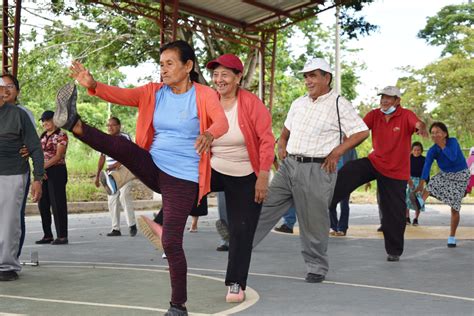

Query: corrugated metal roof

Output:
[168, 0, 325, 29]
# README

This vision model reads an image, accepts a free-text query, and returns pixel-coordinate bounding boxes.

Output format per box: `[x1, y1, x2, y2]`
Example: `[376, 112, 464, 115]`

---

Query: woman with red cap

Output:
[206, 53, 275, 303]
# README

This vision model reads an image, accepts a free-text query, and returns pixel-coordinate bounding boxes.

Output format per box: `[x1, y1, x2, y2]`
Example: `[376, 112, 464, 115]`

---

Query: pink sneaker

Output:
[226, 283, 245, 303]
[137, 215, 163, 250]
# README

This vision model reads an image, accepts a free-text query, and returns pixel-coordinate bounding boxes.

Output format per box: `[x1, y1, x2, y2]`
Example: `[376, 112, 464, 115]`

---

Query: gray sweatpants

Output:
[253, 157, 337, 275]
[0, 173, 28, 272]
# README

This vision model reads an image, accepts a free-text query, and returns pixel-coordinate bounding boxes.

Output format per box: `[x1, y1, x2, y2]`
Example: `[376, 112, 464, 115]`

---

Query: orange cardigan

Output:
[88, 82, 229, 203]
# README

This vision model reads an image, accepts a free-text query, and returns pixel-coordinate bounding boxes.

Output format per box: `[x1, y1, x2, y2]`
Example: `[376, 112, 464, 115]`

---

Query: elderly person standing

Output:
[206, 54, 275, 302]
[253, 58, 369, 283]
[331, 86, 428, 262]
[415, 122, 469, 248]
[36, 110, 69, 245]
[0, 78, 43, 281]
[54, 40, 228, 316]
[95, 117, 137, 237]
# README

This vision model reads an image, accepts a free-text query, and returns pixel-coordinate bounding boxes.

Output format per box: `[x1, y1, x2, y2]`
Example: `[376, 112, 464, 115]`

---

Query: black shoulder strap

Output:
[336, 95, 342, 144]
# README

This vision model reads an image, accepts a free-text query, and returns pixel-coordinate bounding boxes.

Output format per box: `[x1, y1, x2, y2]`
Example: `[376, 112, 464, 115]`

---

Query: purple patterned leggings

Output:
[78, 123, 197, 305]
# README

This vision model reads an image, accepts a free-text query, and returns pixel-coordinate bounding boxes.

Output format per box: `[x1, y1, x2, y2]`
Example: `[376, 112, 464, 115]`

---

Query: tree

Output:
[417, 3, 474, 56]
[398, 3, 474, 142]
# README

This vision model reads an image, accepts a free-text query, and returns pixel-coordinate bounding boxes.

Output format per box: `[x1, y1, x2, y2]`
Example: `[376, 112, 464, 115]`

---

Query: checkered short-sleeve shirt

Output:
[284, 90, 367, 157]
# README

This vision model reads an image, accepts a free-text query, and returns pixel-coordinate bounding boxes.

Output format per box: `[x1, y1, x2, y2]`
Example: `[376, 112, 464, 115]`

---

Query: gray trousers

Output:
[253, 157, 337, 275]
[0, 173, 28, 272]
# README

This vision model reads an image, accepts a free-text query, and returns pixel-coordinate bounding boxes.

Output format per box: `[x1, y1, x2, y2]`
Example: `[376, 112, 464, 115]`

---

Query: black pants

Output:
[154, 169, 261, 289]
[38, 164, 68, 239]
[330, 158, 407, 256]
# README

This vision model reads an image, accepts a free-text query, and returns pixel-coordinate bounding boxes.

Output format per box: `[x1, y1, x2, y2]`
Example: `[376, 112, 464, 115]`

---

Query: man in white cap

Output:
[253, 58, 369, 283]
[330, 86, 427, 262]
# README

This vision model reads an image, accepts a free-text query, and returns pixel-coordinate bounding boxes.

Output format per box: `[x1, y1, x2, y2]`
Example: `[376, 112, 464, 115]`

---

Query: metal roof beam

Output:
[242, 0, 291, 18]
[162, 0, 246, 29]
[246, 0, 324, 29]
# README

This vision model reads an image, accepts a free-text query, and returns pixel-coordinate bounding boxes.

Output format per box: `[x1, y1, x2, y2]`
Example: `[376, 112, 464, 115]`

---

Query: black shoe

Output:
[53, 83, 78, 131]
[412, 218, 419, 226]
[305, 273, 325, 283]
[274, 224, 293, 234]
[106, 230, 121, 237]
[406, 217, 411, 224]
[35, 237, 54, 244]
[215, 219, 230, 242]
[51, 238, 68, 245]
[377, 226, 383, 232]
[387, 254, 400, 262]
[216, 244, 229, 252]
[164, 303, 188, 316]
[129, 225, 137, 237]
[0, 271, 19, 281]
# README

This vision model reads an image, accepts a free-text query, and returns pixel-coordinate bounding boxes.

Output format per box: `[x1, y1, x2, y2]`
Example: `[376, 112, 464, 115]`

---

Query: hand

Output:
[322, 148, 343, 173]
[413, 183, 423, 193]
[255, 171, 269, 203]
[31, 180, 42, 202]
[95, 176, 100, 188]
[415, 122, 428, 138]
[19, 145, 30, 158]
[69, 60, 97, 89]
[43, 173, 48, 181]
[408, 179, 414, 189]
[194, 131, 214, 155]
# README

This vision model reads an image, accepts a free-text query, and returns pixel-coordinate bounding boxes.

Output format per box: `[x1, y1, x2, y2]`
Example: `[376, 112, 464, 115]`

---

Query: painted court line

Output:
[41, 260, 474, 303]
[1, 264, 258, 316]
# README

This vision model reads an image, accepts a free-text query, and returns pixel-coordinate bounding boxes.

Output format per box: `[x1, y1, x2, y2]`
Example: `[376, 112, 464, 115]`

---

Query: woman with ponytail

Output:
[55, 40, 229, 316]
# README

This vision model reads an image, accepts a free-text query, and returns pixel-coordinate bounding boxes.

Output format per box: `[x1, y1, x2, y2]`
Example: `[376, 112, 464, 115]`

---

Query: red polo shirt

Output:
[363, 106, 420, 180]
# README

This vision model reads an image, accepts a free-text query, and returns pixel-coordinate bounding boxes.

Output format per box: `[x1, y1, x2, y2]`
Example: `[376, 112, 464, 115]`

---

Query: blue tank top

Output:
[149, 85, 200, 183]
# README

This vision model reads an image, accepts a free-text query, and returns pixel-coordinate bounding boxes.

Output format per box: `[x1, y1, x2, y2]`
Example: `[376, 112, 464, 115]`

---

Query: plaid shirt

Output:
[40, 129, 68, 165]
[284, 89, 367, 157]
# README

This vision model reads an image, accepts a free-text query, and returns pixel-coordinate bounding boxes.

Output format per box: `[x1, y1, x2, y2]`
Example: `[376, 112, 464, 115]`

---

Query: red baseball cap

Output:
[206, 54, 244, 72]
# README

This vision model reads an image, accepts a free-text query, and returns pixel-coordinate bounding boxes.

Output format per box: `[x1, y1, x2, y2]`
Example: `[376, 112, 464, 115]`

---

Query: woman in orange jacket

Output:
[54, 40, 228, 316]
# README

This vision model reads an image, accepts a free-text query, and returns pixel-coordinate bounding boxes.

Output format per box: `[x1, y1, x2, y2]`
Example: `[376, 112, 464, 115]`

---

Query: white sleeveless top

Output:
[211, 102, 253, 177]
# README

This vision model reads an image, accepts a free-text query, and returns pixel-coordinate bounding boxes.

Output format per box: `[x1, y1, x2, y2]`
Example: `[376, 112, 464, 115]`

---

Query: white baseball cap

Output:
[299, 58, 333, 74]
[378, 86, 401, 98]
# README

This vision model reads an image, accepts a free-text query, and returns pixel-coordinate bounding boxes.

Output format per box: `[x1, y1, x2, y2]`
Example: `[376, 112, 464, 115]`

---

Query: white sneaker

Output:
[162, 253, 167, 259]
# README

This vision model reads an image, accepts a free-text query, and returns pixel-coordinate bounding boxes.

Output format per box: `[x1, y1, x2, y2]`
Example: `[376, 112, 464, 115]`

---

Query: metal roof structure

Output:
[2, 0, 342, 108]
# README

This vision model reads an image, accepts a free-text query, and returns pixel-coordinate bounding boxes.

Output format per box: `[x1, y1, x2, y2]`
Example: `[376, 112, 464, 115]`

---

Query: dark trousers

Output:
[329, 194, 350, 232]
[38, 164, 68, 239]
[78, 123, 197, 305]
[211, 169, 261, 290]
[330, 158, 407, 256]
[154, 170, 260, 290]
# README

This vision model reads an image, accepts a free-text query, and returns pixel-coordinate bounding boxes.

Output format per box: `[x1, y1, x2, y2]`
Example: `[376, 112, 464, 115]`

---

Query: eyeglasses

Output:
[4, 84, 16, 89]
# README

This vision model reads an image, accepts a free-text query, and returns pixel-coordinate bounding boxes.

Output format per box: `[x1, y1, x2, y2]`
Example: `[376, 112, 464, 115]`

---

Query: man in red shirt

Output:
[330, 86, 427, 262]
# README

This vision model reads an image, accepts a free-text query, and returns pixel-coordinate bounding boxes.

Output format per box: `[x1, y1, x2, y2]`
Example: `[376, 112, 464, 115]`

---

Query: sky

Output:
[314, 0, 466, 105]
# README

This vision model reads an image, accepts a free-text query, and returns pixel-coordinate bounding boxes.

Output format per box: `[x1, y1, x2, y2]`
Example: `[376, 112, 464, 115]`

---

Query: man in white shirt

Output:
[253, 58, 369, 283]
[95, 117, 137, 237]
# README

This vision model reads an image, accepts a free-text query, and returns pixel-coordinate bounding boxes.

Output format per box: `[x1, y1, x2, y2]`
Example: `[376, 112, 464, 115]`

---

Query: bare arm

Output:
[95, 155, 106, 187]
[44, 144, 67, 169]
[277, 127, 290, 161]
[322, 130, 369, 173]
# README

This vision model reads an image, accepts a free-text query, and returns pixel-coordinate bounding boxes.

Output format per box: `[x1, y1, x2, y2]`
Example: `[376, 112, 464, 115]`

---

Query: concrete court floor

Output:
[0, 204, 473, 316]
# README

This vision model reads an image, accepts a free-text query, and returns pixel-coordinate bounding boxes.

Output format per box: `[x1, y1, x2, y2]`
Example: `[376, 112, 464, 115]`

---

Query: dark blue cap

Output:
[39, 110, 54, 121]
